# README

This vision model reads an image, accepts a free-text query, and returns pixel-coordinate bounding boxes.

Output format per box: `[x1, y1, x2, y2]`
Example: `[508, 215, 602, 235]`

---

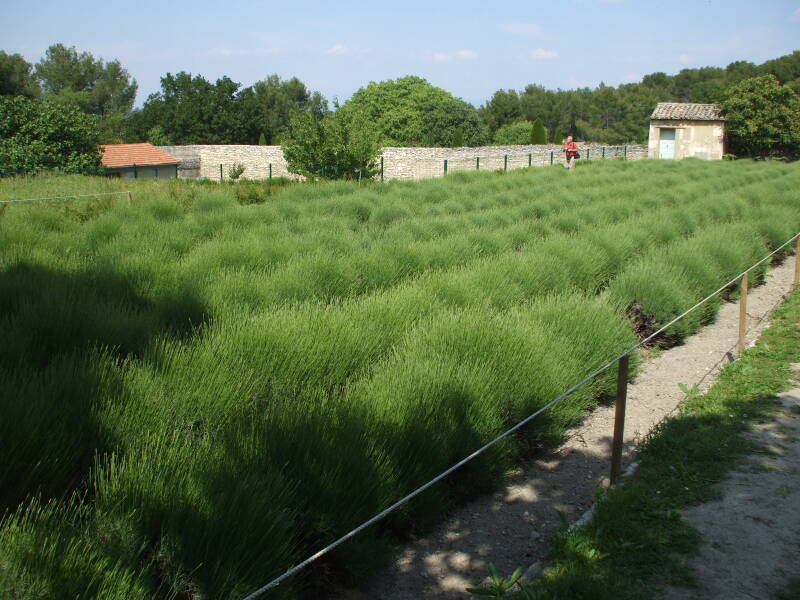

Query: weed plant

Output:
[1, 160, 799, 598]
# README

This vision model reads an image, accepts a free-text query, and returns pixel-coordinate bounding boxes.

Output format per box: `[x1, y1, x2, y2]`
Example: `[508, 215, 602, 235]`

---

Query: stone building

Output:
[648, 102, 725, 160]
[100, 143, 179, 178]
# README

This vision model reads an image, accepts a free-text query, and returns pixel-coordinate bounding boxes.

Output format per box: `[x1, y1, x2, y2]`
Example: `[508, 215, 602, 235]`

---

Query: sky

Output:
[2, 0, 799, 107]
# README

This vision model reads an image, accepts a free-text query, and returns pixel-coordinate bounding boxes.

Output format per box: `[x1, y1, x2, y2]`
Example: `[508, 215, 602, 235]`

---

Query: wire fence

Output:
[0, 191, 132, 205]
[241, 231, 800, 600]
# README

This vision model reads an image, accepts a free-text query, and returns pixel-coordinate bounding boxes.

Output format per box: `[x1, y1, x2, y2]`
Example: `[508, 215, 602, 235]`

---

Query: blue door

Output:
[659, 128, 676, 159]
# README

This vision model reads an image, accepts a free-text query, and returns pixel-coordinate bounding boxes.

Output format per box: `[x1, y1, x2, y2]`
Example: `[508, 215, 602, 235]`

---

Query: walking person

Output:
[563, 135, 579, 170]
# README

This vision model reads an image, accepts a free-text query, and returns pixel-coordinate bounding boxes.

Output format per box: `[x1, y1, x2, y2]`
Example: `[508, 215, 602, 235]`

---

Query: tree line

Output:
[2, 44, 800, 177]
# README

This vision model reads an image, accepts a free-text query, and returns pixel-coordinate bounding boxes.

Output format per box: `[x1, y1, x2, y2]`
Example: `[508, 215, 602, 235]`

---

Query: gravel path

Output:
[340, 258, 797, 600]
[662, 384, 800, 600]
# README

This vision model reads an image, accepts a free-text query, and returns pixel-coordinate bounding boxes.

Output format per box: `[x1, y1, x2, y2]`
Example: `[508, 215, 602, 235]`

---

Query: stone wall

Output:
[159, 143, 648, 182]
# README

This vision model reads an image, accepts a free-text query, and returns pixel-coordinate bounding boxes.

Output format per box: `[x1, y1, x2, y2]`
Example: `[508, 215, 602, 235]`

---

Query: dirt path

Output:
[340, 259, 797, 600]
[662, 385, 800, 600]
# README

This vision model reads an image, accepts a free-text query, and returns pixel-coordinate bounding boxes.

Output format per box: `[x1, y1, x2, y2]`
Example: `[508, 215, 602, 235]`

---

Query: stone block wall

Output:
[159, 143, 649, 182]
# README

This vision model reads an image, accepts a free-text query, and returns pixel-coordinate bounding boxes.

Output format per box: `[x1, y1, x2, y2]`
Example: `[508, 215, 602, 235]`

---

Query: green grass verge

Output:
[525, 286, 800, 599]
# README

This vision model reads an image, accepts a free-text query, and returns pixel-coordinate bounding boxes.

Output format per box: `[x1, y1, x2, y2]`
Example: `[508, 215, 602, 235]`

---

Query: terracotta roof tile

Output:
[650, 102, 723, 121]
[100, 143, 179, 168]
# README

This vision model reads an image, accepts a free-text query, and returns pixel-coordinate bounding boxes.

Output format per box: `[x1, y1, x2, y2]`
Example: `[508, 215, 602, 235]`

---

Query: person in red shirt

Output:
[563, 135, 579, 170]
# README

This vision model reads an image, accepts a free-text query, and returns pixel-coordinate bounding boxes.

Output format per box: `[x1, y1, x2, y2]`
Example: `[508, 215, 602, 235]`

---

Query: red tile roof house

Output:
[100, 143, 179, 178]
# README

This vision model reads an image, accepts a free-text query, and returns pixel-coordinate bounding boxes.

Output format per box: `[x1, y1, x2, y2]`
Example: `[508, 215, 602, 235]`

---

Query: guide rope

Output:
[0, 191, 130, 204]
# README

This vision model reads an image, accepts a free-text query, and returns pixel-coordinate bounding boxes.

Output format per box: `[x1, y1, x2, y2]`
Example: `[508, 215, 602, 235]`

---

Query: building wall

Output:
[648, 120, 724, 160]
[159, 143, 649, 182]
[110, 165, 178, 179]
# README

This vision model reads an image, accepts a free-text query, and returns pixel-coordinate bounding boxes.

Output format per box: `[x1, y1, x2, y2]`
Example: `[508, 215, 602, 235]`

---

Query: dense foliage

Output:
[1, 160, 799, 599]
[0, 96, 101, 174]
[128, 72, 327, 146]
[2, 43, 799, 154]
[0, 51, 39, 98]
[721, 74, 800, 159]
[336, 76, 490, 146]
[282, 110, 380, 179]
[34, 44, 138, 142]
[493, 121, 533, 145]
[480, 51, 800, 144]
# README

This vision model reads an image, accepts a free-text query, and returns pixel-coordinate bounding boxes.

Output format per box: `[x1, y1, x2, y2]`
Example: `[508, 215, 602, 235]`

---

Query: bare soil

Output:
[662, 383, 800, 600]
[339, 259, 797, 600]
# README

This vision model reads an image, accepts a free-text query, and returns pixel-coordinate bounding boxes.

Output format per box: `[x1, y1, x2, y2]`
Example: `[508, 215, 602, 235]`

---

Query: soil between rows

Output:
[338, 257, 797, 600]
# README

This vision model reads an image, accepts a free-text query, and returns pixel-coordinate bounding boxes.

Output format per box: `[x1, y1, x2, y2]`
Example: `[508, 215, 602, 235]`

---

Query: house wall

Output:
[110, 165, 178, 179]
[159, 144, 649, 181]
[648, 120, 724, 160]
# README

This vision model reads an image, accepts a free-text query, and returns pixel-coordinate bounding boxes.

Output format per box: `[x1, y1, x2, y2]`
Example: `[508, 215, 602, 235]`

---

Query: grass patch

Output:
[524, 287, 800, 599]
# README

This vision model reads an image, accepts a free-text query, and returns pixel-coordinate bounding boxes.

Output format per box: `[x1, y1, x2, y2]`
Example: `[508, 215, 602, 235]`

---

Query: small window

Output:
[123, 171, 136, 179]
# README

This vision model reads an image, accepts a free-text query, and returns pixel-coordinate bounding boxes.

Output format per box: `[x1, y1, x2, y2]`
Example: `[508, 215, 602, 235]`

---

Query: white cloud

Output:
[324, 44, 368, 57]
[678, 53, 692, 64]
[500, 22, 541, 36]
[432, 50, 478, 61]
[455, 49, 479, 60]
[790, 8, 800, 22]
[531, 48, 558, 60]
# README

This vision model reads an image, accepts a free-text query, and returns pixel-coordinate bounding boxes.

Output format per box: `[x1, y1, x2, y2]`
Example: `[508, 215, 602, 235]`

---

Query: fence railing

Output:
[241, 232, 800, 600]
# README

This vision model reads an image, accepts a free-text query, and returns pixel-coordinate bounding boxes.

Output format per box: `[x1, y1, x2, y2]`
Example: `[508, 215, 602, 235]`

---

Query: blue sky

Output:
[2, 0, 799, 107]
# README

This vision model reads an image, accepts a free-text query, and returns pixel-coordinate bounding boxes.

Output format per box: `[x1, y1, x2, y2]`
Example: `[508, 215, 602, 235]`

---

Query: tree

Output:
[129, 72, 244, 144]
[0, 96, 101, 174]
[479, 89, 522, 134]
[451, 128, 464, 147]
[34, 44, 137, 115]
[493, 121, 533, 145]
[258, 132, 267, 145]
[33, 44, 137, 142]
[531, 119, 548, 144]
[552, 126, 565, 144]
[721, 74, 800, 158]
[282, 110, 380, 180]
[237, 74, 328, 144]
[146, 125, 173, 146]
[0, 51, 39, 98]
[337, 76, 488, 146]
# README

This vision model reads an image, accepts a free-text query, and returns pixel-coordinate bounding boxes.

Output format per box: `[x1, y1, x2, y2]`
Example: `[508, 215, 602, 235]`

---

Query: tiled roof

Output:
[650, 102, 723, 121]
[100, 143, 179, 168]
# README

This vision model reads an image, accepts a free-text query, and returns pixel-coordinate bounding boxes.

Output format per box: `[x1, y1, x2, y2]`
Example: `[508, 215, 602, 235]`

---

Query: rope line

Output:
[241, 231, 799, 600]
[0, 191, 130, 204]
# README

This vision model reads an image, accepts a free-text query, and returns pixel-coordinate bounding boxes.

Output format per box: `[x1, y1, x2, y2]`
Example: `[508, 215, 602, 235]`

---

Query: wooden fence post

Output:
[610, 354, 630, 485]
[738, 271, 749, 355]
[127, 191, 132, 206]
[794, 236, 800, 290]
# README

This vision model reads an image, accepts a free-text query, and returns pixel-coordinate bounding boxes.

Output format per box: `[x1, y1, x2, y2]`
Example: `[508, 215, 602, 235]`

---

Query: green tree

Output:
[283, 110, 380, 180]
[0, 96, 101, 174]
[479, 89, 522, 134]
[337, 76, 488, 146]
[552, 126, 565, 144]
[258, 132, 267, 145]
[0, 51, 39, 98]
[493, 121, 533, 145]
[146, 125, 173, 146]
[451, 128, 464, 147]
[129, 72, 244, 144]
[721, 74, 800, 158]
[33, 44, 137, 142]
[531, 118, 548, 144]
[237, 74, 328, 144]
